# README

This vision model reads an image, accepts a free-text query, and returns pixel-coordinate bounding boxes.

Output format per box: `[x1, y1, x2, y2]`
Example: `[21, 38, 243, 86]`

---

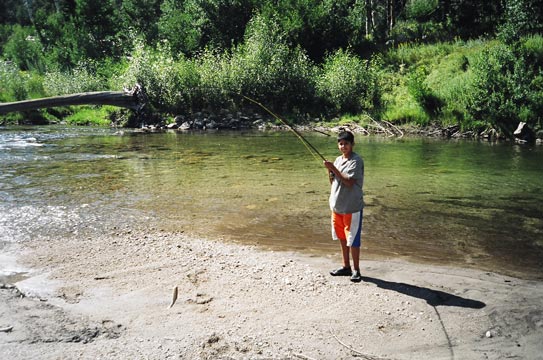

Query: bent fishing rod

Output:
[241, 95, 327, 163]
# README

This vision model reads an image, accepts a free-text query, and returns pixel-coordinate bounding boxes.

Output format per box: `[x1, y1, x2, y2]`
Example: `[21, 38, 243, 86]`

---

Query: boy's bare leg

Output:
[351, 246, 360, 271]
[339, 239, 351, 268]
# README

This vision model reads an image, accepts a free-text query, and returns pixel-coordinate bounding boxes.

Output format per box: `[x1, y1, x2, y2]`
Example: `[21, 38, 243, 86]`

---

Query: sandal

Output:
[350, 270, 362, 282]
[330, 267, 352, 276]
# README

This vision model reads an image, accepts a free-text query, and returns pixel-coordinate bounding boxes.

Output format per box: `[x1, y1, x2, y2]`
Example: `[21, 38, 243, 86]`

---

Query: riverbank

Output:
[2, 229, 542, 359]
[138, 109, 543, 145]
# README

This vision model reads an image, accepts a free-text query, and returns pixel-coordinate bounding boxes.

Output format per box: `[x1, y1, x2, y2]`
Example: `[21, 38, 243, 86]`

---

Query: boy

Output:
[323, 131, 364, 282]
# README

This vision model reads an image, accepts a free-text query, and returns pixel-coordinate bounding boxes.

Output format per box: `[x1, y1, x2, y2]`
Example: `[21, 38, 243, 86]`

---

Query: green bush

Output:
[0, 61, 20, 101]
[195, 48, 230, 109]
[407, 66, 443, 116]
[228, 14, 316, 111]
[172, 55, 201, 112]
[467, 40, 541, 136]
[190, 13, 316, 113]
[381, 72, 429, 125]
[0, 61, 45, 102]
[316, 49, 378, 115]
[115, 38, 186, 112]
[43, 61, 106, 96]
[521, 34, 543, 67]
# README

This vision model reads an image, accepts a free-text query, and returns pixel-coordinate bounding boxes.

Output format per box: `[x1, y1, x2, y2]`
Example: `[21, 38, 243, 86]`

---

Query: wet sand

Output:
[1, 229, 543, 359]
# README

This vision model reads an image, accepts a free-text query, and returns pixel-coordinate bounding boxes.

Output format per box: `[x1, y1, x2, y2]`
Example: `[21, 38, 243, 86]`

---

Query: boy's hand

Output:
[323, 160, 335, 171]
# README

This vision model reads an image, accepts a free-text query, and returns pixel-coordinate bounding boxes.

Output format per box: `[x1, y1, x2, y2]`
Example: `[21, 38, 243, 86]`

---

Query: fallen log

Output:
[0, 85, 146, 115]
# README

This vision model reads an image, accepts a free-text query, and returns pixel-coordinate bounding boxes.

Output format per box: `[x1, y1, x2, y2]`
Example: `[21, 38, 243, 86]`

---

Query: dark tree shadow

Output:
[360, 276, 486, 308]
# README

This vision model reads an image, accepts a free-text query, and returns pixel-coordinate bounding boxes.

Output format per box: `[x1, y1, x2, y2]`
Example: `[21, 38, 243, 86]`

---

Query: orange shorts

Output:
[331, 211, 363, 247]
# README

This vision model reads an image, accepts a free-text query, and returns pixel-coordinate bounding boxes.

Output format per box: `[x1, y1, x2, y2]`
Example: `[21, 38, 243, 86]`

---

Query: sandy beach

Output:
[1, 228, 543, 359]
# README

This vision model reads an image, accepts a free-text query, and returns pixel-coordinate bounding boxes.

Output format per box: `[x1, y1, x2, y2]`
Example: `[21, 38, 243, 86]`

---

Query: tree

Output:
[3, 25, 45, 72]
[159, 0, 257, 57]
[499, 0, 543, 43]
[120, 0, 162, 44]
[73, 0, 123, 59]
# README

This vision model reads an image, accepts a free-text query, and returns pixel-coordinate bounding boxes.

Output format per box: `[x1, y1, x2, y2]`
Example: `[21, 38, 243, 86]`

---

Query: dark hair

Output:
[337, 131, 354, 143]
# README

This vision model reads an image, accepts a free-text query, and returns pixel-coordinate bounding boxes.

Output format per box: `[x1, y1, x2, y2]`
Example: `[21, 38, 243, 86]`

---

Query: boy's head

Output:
[337, 131, 354, 157]
[337, 131, 354, 144]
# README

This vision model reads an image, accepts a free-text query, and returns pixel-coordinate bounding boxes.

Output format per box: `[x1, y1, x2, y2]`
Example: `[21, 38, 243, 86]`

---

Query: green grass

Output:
[64, 106, 114, 126]
[380, 39, 495, 129]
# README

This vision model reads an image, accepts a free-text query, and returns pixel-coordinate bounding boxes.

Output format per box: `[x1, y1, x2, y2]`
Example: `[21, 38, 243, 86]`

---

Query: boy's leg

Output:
[345, 211, 362, 277]
[350, 246, 362, 282]
[339, 239, 350, 268]
[330, 212, 352, 276]
[351, 246, 360, 271]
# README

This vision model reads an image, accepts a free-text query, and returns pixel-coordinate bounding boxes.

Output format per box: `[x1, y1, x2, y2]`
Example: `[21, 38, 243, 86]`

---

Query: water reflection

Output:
[1, 126, 542, 280]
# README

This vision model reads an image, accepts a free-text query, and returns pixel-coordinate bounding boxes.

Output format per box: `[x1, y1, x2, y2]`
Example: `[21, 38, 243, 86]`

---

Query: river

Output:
[1, 125, 542, 280]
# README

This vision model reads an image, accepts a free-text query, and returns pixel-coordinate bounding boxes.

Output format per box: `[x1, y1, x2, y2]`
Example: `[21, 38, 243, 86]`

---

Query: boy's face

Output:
[337, 139, 353, 157]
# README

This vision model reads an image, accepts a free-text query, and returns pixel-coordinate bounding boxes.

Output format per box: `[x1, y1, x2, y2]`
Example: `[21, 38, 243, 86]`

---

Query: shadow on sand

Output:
[361, 276, 486, 308]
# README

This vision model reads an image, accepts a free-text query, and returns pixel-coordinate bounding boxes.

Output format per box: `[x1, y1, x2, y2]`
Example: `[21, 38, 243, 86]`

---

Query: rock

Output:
[485, 330, 492, 338]
[206, 120, 218, 129]
[194, 119, 205, 129]
[179, 122, 191, 131]
[514, 122, 536, 144]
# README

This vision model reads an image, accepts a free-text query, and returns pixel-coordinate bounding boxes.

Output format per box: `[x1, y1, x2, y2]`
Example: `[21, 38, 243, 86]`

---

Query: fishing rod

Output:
[241, 95, 327, 163]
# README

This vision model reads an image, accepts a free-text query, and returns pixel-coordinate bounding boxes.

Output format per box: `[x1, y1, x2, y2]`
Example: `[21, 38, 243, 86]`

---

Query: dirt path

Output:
[1, 230, 542, 359]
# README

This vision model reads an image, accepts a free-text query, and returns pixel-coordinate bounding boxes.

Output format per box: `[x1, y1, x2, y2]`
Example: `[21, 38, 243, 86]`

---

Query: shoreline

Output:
[2, 230, 543, 359]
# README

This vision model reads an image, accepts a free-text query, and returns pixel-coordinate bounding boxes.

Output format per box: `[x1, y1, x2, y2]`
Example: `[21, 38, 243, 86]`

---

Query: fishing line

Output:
[241, 95, 327, 163]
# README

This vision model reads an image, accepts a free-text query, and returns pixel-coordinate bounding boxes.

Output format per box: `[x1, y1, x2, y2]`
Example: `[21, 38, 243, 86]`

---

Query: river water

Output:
[1, 126, 542, 280]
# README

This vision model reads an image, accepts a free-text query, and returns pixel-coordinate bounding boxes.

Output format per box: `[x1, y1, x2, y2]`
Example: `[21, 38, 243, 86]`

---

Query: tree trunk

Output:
[0, 90, 142, 115]
[388, 0, 394, 35]
[366, 0, 374, 37]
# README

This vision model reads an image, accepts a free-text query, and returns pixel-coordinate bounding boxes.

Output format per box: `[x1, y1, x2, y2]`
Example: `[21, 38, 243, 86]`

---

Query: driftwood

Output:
[0, 84, 146, 115]
[329, 327, 387, 360]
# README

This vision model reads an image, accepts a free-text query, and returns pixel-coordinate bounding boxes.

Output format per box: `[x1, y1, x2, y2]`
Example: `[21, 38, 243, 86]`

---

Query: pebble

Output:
[485, 330, 492, 338]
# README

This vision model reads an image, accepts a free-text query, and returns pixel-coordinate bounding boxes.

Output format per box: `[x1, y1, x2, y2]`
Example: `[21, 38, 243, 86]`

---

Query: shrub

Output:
[193, 13, 316, 113]
[521, 34, 543, 68]
[230, 14, 315, 111]
[195, 48, 230, 109]
[44, 61, 106, 96]
[467, 40, 541, 136]
[115, 38, 186, 113]
[0, 61, 45, 102]
[381, 72, 429, 125]
[407, 66, 443, 116]
[316, 49, 378, 115]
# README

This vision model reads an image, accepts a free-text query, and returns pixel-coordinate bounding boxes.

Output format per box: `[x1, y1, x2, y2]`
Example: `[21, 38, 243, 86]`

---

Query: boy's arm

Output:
[323, 161, 356, 187]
